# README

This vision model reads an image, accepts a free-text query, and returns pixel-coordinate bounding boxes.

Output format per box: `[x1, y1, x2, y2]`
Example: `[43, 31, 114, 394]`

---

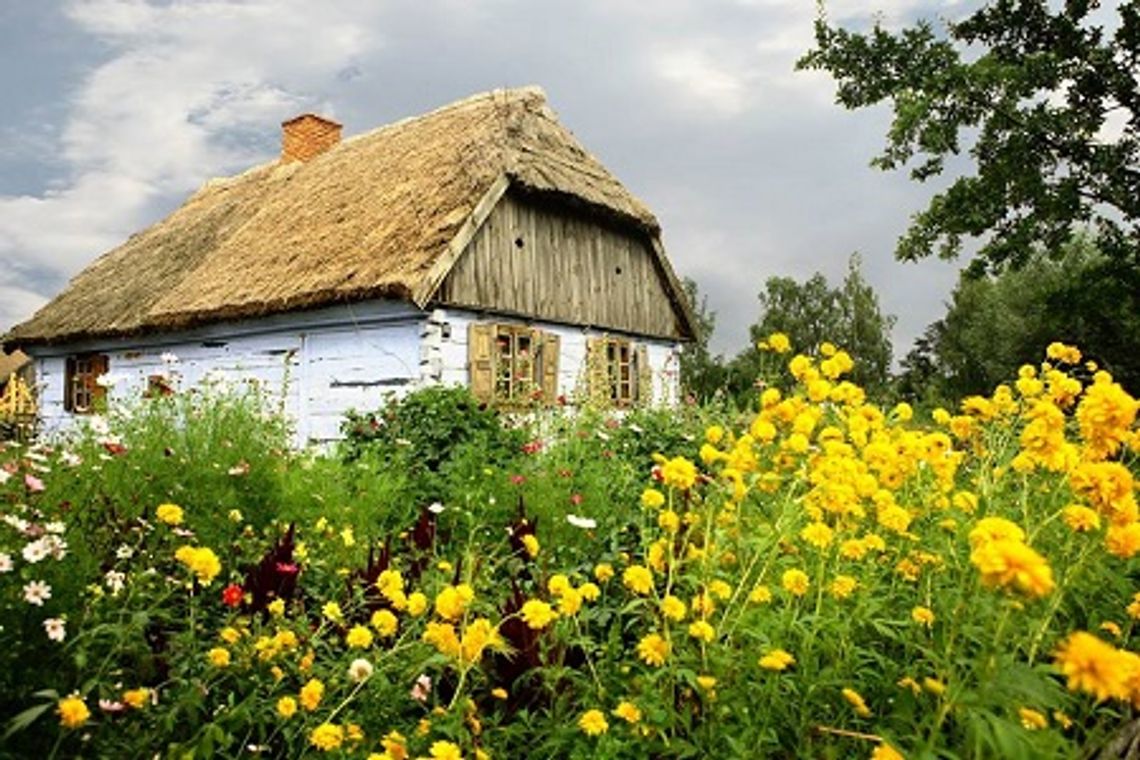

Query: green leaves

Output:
[800, 1, 1140, 269]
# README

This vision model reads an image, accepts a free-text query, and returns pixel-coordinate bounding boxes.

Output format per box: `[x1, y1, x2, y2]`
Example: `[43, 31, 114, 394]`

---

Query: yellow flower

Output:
[705, 425, 725, 444]
[1018, 707, 1048, 730]
[578, 709, 609, 736]
[1054, 631, 1136, 702]
[658, 509, 681, 534]
[661, 595, 687, 621]
[429, 740, 462, 760]
[800, 521, 834, 549]
[637, 633, 670, 666]
[871, 744, 905, 760]
[842, 687, 872, 717]
[749, 584, 773, 604]
[382, 731, 409, 759]
[267, 598, 285, 617]
[520, 599, 558, 630]
[968, 517, 1026, 548]
[688, 620, 716, 643]
[623, 565, 654, 595]
[207, 647, 231, 667]
[708, 579, 732, 600]
[697, 675, 718, 691]
[613, 700, 642, 723]
[829, 575, 858, 600]
[310, 723, 344, 752]
[156, 503, 183, 525]
[435, 584, 475, 621]
[781, 568, 810, 597]
[322, 601, 343, 622]
[423, 622, 461, 658]
[460, 617, 502, 662]
[174, 545, 222, 584]
[219, 626, 241, 644]
[407, 592, 429, 617]
[922, 677, 946, 696]
[912, 606, 935, 628]
[521, 534, 540, 558]
[970, 539, 1055, 597]
[1062, 504, 1101, 532]
[1106, 522, 1140, 559]
[491, 687, 508, 700]
[558, 587, 583, 616]
[57, 694, 89, 728]
[767, 332, 791, 353]
[299, 678, 325, 711]
[345, 625, 374, 649]
[759, 649, 795, 671]
[1127, 592, 1140, 621]
[277, 696, 298, 719]
[122, 687, 149, 709]
[377, 569, 405, 600]
[548, 574, 572, 596]
[578, 582, 600, 602]
[594, 563, 615, 582]
[371, 609, 399, 637]
[641, 488, 666, 509]
[662, 456, 698, 490]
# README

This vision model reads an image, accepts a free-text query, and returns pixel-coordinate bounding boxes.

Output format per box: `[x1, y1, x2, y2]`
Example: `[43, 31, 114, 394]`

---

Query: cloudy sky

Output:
[0, 0, 976, 359]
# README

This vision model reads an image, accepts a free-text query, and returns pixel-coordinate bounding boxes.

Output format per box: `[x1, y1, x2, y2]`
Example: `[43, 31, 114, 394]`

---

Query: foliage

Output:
[678, 277, 727, 402]
[2, 343, 1139, 758]
[897, 236, 1140, 401]
[799, 0, 1140, 270]
[730, 255, 895, 399]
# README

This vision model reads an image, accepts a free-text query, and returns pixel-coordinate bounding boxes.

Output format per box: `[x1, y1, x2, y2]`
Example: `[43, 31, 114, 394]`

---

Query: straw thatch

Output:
[5, 87, 688, 348]
[0, 350, 29, 383]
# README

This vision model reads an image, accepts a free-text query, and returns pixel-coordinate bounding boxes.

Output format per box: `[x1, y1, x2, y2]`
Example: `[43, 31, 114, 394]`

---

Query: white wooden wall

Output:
[27, 302, 682, 447]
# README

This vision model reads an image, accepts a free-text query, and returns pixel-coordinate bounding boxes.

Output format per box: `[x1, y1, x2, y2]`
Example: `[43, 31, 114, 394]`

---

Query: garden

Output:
[1, 337, 1138, 759]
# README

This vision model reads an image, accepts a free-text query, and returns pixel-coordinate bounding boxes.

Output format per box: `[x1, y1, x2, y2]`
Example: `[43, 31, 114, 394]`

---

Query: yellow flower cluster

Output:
[174, 545, 222, 584]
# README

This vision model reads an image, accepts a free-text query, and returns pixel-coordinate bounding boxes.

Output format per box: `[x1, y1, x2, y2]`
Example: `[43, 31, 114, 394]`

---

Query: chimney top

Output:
[280, 113, 343, 163]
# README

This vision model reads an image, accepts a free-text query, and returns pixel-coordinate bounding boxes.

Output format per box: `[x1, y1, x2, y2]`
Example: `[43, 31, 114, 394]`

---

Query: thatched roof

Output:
[6, 87, 689, 348]
[0, 350, 29, 381]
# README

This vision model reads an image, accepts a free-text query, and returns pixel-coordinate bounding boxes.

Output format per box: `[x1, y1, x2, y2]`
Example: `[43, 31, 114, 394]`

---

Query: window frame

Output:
[64, 353, 109, 414]
[601, 337, 639, 407]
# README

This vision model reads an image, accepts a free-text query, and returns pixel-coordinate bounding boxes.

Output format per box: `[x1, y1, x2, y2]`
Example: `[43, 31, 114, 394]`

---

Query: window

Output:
[588, 337, 650, 407]
[469, 323, 559, 405]
[64, 353, 109, 413]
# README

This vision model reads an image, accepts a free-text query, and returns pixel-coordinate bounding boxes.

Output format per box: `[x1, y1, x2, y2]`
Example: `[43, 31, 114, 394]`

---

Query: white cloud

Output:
[0, 0, 385, 332]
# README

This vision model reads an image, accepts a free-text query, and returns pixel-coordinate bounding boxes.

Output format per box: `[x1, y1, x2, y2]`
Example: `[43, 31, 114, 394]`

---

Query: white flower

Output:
[0, 553, 12, 572]
[105, 570, 126, 594]
[98, 699, 125, 714]
[43, 535, 68, 560]
[410, 674, 432, 702]
[60, 452, 83, 467]
[597, 431, 611, 442]
[22, 539, 49, 564]
[347, 658, 374, 683]
[0, 470, 9, 485]
[566, 514, 597, 530]
[115, 544, 134, 560]
[23, 580, 51, 606]
[95, 372, 122, 388]
[3, 515, 29, 532]
[43, 617, 66, 642]
[89, 416, 110, 436]
[44, 521, 66, 534]
[428, 502, 446, 514]
[161, 352, 180, 364]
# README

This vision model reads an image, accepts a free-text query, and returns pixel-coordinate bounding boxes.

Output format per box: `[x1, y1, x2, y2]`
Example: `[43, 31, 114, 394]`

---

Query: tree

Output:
[677, 277, 727, 401]
[896, 235, 1140, 399]
[799, 1, 1140, 271]
[731, 256, 895, 396]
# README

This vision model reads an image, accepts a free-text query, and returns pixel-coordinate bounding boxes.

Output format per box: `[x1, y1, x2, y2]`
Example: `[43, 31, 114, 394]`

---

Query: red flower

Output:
[222, 584, 243, 608]
[510, 474, 526, 486]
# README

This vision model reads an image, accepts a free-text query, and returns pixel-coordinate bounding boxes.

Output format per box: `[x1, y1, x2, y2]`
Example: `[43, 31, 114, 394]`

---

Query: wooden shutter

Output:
[64, 356, 76, 411]
[586, 337, 607, 405]
[636, 344, 652, 405]
[540, 332, 560, 403]
[468, 323, 494, 402]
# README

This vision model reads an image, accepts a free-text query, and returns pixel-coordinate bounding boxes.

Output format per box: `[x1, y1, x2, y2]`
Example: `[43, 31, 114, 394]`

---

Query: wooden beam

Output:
[412, 174, 511, 308]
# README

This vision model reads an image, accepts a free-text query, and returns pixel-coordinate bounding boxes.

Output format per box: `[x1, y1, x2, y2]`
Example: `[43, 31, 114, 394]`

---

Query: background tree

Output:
[896, 235, 1140, 400]
[729, 255, 895, 399]
[799, 1, 1140, 271]
[678, 277, 727, 402]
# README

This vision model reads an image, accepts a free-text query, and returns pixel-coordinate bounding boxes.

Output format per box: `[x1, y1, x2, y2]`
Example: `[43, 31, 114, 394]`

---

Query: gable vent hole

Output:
[615, 266, 623, 275]
[514, 237, 525, 249]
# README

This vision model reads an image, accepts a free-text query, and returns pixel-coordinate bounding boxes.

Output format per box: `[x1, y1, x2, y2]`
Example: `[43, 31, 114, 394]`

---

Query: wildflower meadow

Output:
[1, 339, 1138, 759]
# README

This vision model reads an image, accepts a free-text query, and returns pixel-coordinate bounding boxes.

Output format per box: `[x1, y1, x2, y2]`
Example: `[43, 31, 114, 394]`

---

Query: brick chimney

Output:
[280, 113, 342, 163]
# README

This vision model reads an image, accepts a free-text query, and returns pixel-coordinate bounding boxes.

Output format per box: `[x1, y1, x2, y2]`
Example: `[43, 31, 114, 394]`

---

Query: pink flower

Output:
[510, 475, 526, 486]
[410, 674, 432, 702]
[570, 493, 583, 506]
[24, 474, 44, 492]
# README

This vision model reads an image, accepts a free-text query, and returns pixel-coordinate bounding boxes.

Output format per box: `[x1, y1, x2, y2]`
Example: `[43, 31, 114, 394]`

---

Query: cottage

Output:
[3, 87, 695, 444]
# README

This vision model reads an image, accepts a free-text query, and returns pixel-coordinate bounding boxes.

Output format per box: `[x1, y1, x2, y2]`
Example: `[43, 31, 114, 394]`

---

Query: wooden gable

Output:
[435, 191, 690, 340]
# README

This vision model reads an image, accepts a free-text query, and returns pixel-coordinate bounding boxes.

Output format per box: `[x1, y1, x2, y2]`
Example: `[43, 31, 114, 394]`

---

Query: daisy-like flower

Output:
[23, 580, 51, 606]
[22, 539, 49, 564]
[347, 658, 374, 683]
[43, 617, 66, 642]
[105, 570, 126, 594]
[566, 514, 597, 529]
[0, 552, 12, 573]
